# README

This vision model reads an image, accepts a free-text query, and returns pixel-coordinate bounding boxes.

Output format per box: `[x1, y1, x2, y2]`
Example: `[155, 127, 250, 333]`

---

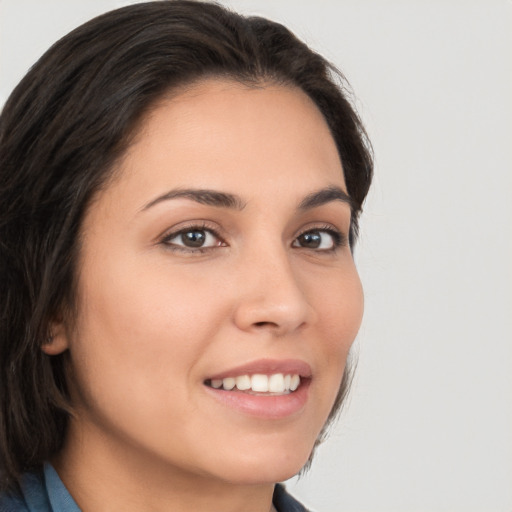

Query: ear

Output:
[41, 321, 70, 355]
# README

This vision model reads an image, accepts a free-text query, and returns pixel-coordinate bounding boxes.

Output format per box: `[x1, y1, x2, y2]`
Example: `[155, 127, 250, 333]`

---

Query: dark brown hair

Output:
[0, 0, 373, 491]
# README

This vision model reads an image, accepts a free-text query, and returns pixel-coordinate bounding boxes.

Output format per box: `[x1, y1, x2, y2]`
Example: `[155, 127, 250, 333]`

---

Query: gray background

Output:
[1, 1, 511, 510]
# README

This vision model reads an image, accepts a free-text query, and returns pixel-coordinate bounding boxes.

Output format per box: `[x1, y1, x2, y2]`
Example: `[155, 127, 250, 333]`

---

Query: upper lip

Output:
[206, 358, 312, 381]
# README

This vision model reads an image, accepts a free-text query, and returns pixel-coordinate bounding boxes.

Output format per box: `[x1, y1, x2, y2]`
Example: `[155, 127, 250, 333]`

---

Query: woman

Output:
[0, 1, 373, 511]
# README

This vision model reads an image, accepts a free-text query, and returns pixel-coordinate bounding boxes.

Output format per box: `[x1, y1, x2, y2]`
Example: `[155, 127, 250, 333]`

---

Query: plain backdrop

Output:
[1, 1, 511, 511]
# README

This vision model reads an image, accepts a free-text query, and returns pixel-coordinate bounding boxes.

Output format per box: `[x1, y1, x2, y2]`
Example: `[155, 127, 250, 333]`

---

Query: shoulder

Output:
[0, 470, 49, 512]
[0, 487, 29, 512]
[273, 484, 312, 512]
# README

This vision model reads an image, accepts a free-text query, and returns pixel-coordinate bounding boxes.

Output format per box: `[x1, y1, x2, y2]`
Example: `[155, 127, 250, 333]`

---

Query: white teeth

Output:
[268, 373, 285, 393]
[235, 375, 251, 390]
[290, 374, 300, 391]
[209, 373, 302, 393]
[251, 374, 269, 392]
[222, 377, 236, 390]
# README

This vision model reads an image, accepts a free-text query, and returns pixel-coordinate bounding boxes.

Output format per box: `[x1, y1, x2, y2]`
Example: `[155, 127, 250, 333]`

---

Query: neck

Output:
[53, 422, 277, 512]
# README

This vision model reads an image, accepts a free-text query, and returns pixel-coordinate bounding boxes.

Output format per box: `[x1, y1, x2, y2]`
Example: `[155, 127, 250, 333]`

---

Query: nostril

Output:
[254, 321, 277, 328]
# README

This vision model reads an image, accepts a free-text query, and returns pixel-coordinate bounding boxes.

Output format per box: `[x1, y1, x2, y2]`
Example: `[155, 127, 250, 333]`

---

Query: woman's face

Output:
[52, 79, 363, 485]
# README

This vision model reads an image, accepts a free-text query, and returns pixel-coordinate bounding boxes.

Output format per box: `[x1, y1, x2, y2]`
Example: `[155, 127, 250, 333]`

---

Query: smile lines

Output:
[206, 373, 301, 394]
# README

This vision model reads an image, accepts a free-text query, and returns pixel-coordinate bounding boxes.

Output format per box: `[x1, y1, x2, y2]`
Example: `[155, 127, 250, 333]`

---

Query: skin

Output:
[45, 79, 364, 512]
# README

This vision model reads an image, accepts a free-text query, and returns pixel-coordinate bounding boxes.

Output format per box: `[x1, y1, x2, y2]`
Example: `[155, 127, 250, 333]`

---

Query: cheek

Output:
[317, 265, 364, 346]
[67, 260, 225, 408]
[312, 266, 363, 398]
[78, 252, 224, 345]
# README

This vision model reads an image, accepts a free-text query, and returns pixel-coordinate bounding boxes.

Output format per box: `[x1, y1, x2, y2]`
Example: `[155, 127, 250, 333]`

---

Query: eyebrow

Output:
[141, 185, 352, 213]
[297, 186, 354, 211]
[142, 189, 247, 211]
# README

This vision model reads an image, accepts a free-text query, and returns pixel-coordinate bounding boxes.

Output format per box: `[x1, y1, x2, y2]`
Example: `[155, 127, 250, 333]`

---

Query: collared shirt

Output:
[0, 463, 309, 512]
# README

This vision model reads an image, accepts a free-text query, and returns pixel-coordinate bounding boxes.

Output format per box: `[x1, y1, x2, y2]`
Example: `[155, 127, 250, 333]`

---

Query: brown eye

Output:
[181, 230, 207, 247]
[293, 229, 340, 250]
[163, 227, 222, 250]
[297, 231, 322, 248]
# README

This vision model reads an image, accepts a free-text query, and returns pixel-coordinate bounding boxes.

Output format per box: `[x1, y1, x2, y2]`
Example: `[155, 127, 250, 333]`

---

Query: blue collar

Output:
[42, 463, 80, 512]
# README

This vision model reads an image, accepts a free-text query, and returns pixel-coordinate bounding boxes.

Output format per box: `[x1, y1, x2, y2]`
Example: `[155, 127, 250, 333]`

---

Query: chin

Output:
[205, 440, 314, 485]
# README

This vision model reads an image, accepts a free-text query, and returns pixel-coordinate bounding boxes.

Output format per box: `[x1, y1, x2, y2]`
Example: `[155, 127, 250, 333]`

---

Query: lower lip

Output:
[204, 380, 310, 419]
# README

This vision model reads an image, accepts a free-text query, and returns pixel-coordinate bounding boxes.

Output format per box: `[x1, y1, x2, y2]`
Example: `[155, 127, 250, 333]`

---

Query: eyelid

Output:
[157, 220, 348, 254]
[159, 221, 226, 252]
[293, 224, 348, 251]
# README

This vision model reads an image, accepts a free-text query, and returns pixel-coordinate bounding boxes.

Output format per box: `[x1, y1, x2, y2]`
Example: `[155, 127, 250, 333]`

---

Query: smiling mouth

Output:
[204, 373, 302, 395]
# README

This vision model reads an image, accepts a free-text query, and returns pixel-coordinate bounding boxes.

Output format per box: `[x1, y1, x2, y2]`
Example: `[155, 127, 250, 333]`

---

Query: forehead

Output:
[96, 79, 346, 216]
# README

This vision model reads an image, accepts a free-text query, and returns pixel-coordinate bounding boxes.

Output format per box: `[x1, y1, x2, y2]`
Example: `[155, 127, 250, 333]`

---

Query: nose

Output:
[231, 245, 316, 336]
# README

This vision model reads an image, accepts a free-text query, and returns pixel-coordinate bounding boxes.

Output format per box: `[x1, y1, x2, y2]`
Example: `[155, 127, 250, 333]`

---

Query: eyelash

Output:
[160, 222, 347, 254]
[160, 222, 224, 254]
[293, 225, 347, 252]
